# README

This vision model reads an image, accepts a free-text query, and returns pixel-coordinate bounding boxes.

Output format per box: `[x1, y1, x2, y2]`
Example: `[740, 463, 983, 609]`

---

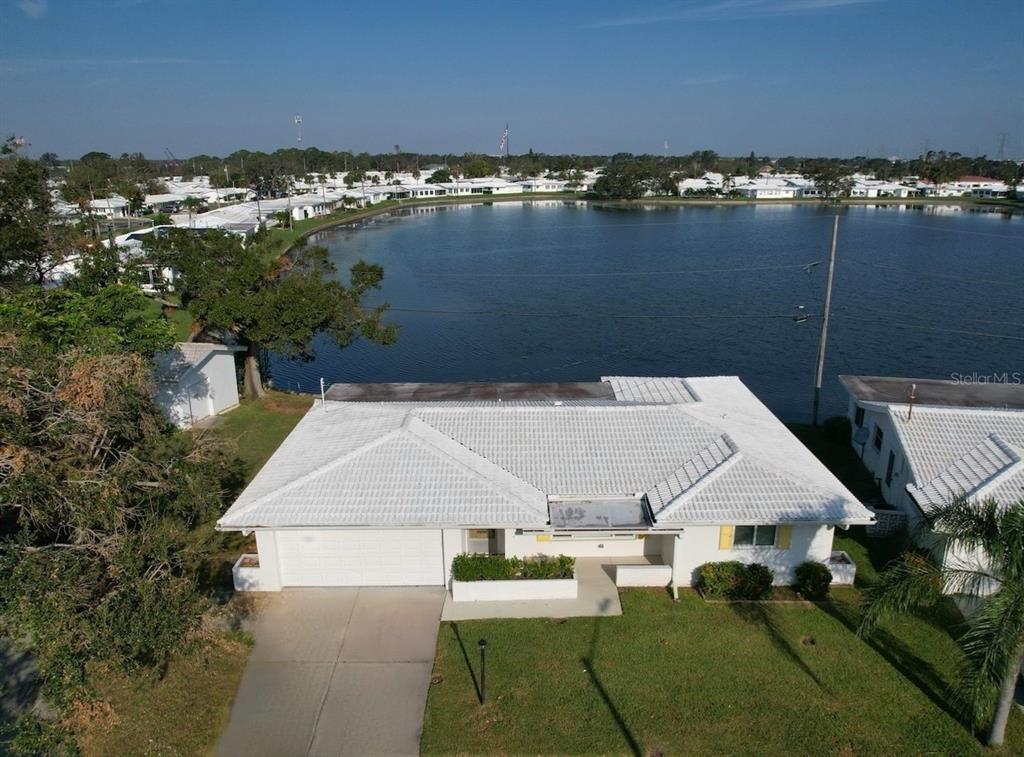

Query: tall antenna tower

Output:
[997, 132, 1008, 161]
[294, 113, 303, 144]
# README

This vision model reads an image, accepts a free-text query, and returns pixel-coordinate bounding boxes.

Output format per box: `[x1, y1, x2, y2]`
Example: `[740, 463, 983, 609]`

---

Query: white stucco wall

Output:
[503, 529, 666, 558]
[252, 530, 283, 591]
[671, 524, 835, 586]
[158, 350, 240, 428]
[847, 400, 923, 531]
[441, 528, 464, 584]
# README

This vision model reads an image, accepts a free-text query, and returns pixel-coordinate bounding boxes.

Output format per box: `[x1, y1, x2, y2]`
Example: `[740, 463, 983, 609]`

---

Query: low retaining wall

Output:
[615, 564, 673, 587]
[828, 550, 857, 585]
[232, 553, 279, 591]
[451, 576, 578, 602]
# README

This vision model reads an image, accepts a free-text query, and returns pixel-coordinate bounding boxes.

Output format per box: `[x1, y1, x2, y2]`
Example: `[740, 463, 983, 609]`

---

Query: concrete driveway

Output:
[217, 587, 445, 757]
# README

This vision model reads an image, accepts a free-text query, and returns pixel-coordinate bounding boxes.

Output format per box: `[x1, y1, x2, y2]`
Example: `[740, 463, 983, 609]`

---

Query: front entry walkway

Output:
[218, 587, 445, 757]
[440, 557, 657, 621]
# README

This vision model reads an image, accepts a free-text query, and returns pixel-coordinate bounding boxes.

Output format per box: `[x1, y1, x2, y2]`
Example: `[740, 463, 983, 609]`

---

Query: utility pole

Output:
[812, 215, 839, 426]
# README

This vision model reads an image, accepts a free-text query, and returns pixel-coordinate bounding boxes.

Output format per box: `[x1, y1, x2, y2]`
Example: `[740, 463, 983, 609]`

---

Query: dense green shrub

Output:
[794, 561, 833, 600]
[3, 714, 78, 757]
[696, 561, 775, 600]
[451, 553, 575, 582]
[742, 563, 774, 600]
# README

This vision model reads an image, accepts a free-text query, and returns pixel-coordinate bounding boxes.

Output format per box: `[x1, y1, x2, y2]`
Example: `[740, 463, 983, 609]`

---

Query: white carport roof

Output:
[217, 376, 872, 531]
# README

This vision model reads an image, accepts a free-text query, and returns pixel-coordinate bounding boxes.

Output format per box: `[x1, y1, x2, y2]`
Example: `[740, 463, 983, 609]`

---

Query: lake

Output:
[268, 201, 1024, 422]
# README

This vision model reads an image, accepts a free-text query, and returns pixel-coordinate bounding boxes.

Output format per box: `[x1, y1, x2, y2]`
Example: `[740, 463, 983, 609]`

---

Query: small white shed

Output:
[154, 342, 243, 427]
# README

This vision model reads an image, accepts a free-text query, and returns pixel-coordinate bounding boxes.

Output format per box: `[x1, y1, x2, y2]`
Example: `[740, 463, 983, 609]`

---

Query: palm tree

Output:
[859, 497, 1024, 746]
[182, 196, 202, 228]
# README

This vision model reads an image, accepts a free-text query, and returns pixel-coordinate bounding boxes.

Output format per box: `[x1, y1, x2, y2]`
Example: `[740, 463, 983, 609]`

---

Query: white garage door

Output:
[275, 529, 445, 587]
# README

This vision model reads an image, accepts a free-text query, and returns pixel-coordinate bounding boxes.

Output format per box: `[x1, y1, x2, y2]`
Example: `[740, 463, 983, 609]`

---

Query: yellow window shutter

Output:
[777, 525, 792, 549]
[718, 526, 734, 550]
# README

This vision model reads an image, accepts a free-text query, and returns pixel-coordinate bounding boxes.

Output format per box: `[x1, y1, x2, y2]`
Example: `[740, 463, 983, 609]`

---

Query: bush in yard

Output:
[697, 561, 775, 600]
[521, 554, 575, 580]
[794, 561, 833, 600]
[3, 714, 79, 757]
[451, 553, 575, 582]
[741, 563, 775, 600]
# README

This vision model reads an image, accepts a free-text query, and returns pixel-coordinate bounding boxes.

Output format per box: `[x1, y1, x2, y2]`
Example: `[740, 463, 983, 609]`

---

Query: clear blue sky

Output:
[2, 0, 1022, 159]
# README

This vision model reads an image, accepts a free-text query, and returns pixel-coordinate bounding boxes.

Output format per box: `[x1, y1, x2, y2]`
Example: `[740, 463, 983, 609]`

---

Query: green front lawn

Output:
[422, 421, 1024, 755]
[423, 543, 1022, 755]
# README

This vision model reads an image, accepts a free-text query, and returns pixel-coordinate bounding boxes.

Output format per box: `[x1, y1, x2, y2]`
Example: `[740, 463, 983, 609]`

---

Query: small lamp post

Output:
[478, 639, 487, 704]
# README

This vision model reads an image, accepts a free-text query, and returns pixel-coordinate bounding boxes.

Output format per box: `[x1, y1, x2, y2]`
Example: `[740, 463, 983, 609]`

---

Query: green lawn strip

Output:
[210, 391, 313, 479]
[72, 632, 251, 757]
[143, 293, 193, 342]
[423, 422, 1024, 754]
[422, 586, 990, 755]
[263, 192, 586, 259]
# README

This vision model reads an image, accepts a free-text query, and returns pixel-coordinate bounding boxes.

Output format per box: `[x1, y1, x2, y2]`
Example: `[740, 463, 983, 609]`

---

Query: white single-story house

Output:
[733, 179, 800, 199]
[841, 375, 1024, 589]
[154, 342, 244, 427]
[218, 376, 873, 591]
[88, 195, 130, 218]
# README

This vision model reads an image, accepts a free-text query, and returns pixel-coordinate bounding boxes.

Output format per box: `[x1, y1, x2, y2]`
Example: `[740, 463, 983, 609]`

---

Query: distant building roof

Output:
[841, 375, 1024, 511]
[840, 375, 1024, 410]
[217, 376, 872, 530]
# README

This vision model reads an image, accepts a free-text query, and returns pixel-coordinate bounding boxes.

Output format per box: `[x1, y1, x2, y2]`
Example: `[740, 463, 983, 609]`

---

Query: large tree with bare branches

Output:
[0, 288, 244, 697]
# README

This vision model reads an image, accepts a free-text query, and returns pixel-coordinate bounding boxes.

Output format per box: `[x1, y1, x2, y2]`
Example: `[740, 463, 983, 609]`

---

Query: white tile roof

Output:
[602, 376, 695, 403]
[218, 376, 872, 530]
[887, 405, 1024, 511]
[153, 342, 228, 383]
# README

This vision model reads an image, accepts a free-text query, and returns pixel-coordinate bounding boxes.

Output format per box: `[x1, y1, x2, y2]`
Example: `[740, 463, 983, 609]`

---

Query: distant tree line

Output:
[27, 140, 1024, 203]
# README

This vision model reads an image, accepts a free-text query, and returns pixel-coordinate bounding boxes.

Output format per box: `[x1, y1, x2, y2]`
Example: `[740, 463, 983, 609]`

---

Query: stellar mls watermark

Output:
[949, 371, 1023, 385]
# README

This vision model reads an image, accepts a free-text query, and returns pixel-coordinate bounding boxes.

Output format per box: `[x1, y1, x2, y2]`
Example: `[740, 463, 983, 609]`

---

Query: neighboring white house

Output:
[88, 195, 130, 218]
[154, 342, 243, 427]
[840, 375, 1024, 590]
[733, 179, 800, 199]
[218, 376, 873, 591]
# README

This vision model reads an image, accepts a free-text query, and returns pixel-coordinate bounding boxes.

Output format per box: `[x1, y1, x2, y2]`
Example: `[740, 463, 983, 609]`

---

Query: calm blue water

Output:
[269, 201, 1024, 422]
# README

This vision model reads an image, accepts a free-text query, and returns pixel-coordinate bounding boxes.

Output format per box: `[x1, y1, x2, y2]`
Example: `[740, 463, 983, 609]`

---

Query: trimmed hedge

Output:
[451, 553, 575, 582]
[794, 561, 833, 600]
[696, 561, 774, 600]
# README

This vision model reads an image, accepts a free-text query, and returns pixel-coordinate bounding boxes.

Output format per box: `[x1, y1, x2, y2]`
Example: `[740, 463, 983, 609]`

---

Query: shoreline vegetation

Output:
[270, 192, 1022, 257]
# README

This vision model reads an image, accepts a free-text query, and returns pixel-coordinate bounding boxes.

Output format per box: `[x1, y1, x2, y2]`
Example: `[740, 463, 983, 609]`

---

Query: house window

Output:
[733, 525, 777, 548]
[873, 425, 884, 452]
[885, 451, 896, 486]
[854, 406, 865, 428]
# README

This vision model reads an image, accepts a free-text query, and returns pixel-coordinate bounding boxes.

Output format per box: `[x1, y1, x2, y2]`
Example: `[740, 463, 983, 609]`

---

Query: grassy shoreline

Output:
[269, 191, 1018, 257]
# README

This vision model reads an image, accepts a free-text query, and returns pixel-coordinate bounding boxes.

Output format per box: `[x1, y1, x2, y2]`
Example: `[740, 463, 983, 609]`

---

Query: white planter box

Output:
[232, 553, 278, 592]
[451, 576, 577, 602]
[828, 550, 857, 585]
[616, 564, 673, 587]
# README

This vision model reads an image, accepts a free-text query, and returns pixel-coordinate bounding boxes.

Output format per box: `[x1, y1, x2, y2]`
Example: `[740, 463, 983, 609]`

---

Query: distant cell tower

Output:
[294, 113, 303, 144]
